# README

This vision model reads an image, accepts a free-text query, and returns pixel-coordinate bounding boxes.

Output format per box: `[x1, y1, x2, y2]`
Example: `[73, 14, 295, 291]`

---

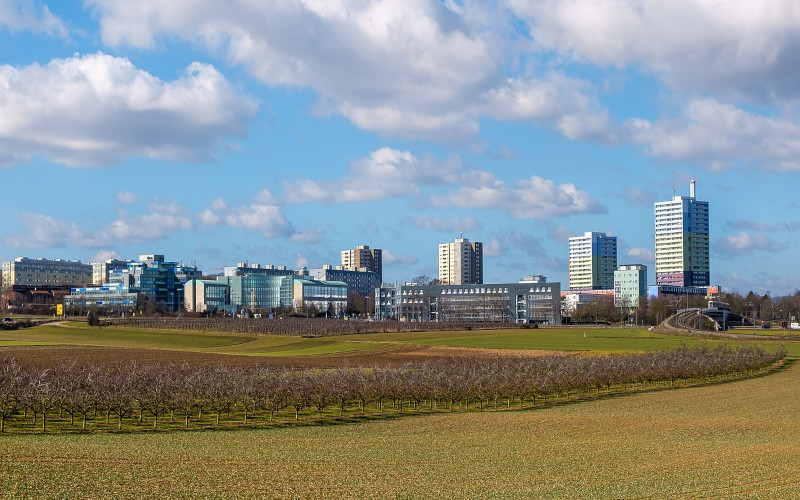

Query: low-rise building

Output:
[293, 278, 348, 316]
[215, 273, 292, 314]
[562, 289, 615, 316]
[614, 264, 647, 309]
[64, 285, 140, 315]
[2, 257, 92, 288]
[184, 279, 231, 313]
[376, 278, 561, 325]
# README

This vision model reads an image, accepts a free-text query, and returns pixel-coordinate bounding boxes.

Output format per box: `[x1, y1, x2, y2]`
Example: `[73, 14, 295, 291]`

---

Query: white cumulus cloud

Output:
[511, 0, 800, 103]
[625, 99, 800, 171]
[714, 231, 788, 257]
[0, 53, 257, 167]
[0, 0, 68, 36]
[429, 175, 606, 219]
[86, 0, 611, 142]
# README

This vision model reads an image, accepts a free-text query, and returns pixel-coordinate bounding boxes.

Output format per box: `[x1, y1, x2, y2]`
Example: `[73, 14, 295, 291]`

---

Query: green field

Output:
[2, 323, 799, 357]
[2, 361, 798, 498]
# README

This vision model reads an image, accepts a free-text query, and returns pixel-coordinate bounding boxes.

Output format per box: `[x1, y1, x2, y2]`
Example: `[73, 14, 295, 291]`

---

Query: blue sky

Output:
[1, 0, 798, 295]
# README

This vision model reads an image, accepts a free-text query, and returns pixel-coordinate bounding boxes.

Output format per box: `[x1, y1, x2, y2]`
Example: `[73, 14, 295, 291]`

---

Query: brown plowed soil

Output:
[0, 344, 558, 370]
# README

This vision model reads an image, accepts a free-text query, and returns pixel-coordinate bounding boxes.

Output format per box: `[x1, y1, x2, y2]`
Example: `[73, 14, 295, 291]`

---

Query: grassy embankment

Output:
[1, 322, 798, 356]
[1, 360, 798, 498]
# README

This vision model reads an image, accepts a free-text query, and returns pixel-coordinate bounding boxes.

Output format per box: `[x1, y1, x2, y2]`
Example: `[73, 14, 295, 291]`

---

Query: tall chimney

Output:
[690, 179, 695, 198]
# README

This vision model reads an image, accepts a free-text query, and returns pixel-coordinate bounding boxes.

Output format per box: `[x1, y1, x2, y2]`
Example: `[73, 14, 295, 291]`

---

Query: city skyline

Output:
[1, 2, 799, 296]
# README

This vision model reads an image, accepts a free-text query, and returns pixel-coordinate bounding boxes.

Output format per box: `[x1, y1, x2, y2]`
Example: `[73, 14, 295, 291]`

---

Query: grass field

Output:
[2, 322, 799, 358]
[1, 361, 797, 498]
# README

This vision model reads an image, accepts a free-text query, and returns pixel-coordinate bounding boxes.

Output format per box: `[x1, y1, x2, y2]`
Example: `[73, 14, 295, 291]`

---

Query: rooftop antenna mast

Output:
[672, 170, 676, 196]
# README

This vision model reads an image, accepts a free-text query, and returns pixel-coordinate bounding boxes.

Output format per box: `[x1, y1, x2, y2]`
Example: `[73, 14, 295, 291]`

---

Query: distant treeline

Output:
[0, 345, 784, 433]
[102, 317, 519, 336]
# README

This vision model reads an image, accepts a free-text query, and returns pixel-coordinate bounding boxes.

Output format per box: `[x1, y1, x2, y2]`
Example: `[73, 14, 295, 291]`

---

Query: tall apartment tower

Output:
[568, 232, 617, 290]
[654, 180, 710, 287]
[340, 245, 382, 282]
[438, 237, 483, 285]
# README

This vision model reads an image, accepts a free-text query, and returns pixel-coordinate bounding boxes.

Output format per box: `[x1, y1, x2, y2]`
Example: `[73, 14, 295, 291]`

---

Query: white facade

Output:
[438, 237, 483, 285]
[568, 232, 617, 290]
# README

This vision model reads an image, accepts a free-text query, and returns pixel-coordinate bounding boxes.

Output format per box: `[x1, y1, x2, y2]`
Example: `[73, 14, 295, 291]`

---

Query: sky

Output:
[1, 0, 799, 295]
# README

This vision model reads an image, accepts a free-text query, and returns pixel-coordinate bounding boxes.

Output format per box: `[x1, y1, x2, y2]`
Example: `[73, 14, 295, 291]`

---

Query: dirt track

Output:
[0, 344, 558, 370]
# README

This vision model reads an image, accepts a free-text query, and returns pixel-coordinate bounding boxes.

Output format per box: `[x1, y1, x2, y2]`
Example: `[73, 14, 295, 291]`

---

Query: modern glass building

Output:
[184, 279, 231, 313]
[215, 274, 290, 314]
[292, 278, 348, 315]
[107, 254, 198, 313]
[654, 180, 710, 287]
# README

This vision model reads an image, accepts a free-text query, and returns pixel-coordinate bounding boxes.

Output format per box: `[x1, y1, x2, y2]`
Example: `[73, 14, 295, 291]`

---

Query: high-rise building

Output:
[568, 232, 617, 290]
[654, 180, 710, 287]
[614, 264, 648, 308]
[340, 245, 382, 282]
[438, 236, 483, 285]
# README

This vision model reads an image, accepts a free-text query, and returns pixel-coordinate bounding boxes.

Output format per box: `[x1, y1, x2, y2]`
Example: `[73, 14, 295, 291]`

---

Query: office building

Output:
[92, 258, 135, 285]
[311, 265, 381, 298]
[654, 179, 710, 287]
[184, 279, 231, 314]
[568, 232, 617, 290]
[341, 245, 382, 282]
[64, 284, 140, 315]
[215, 274, 292, 314]
[376, 279, 561, 325]
[2, 257, 92, 288]
[438, 236, 483, 285]
[107, 254, 198, 313]
[614, 264, 648, 308]
[292, 278, 348, 316]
